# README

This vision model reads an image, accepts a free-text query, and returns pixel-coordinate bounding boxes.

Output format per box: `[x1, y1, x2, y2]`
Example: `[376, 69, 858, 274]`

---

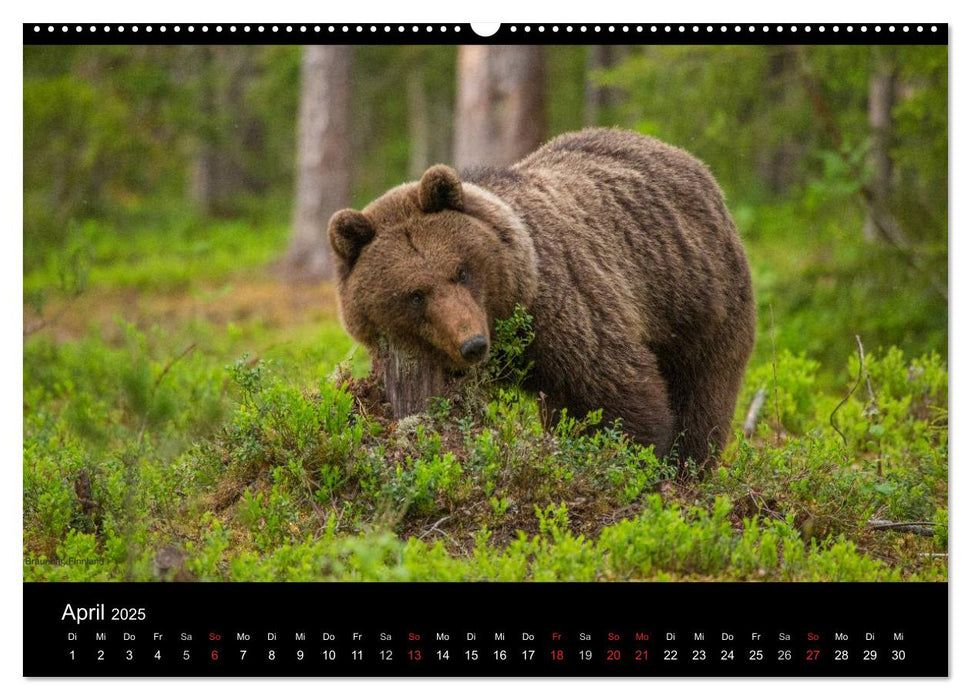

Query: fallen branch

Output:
[743, 386, 768, 438]
[867, 519, 936, 537]
[418, 515, 452, 541]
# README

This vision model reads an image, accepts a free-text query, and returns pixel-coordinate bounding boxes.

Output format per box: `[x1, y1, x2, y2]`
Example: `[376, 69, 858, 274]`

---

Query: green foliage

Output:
[25, 321, 947, 582]
[480, 305, 536, 386]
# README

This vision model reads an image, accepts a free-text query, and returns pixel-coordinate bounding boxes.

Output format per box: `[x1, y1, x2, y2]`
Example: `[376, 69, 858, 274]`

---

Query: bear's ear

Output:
[328, 209, 375, 271]
[418, 165, 464, 213]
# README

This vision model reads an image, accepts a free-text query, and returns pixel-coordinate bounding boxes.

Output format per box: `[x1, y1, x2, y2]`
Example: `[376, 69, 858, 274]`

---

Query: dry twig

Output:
[867, 519, 936, 537]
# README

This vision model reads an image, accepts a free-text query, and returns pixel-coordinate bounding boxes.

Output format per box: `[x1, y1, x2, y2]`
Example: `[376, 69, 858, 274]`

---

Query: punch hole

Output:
[471, 23, 500, 37]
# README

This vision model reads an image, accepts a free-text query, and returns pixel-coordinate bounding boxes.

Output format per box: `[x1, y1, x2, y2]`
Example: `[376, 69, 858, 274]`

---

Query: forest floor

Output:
[23, 205, 948, 583]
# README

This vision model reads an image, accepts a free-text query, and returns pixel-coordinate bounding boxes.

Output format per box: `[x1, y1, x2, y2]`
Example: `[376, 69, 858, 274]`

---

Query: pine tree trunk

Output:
[286, 45, 352, 282]
[453, 45, 545, 170]
[863, 49, 896, 242]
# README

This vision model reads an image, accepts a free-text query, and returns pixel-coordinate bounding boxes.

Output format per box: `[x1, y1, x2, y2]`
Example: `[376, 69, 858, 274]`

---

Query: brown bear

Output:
[328, 128, 755, 466]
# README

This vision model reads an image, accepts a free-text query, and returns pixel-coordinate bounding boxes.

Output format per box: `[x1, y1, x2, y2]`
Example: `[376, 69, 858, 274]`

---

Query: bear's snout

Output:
[459, 335, 489, 363]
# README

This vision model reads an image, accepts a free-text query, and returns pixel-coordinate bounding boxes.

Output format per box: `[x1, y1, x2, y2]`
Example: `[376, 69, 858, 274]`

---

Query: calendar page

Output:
[22, 20, 948, 678]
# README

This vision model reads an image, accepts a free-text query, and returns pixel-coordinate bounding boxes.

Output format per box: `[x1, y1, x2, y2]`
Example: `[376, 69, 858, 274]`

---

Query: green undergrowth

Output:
[23, 308, 947, 583]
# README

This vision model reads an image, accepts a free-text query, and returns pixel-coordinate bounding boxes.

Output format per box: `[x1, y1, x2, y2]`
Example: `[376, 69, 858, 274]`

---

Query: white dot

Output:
[524, 26, 531, 32]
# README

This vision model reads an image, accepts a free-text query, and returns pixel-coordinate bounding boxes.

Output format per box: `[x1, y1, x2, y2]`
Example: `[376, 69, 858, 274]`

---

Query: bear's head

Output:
[328, 165, 538, 369]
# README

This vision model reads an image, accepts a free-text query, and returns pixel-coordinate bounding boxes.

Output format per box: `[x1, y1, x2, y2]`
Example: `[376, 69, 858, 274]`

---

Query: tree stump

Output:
[375, 341, 449, 419]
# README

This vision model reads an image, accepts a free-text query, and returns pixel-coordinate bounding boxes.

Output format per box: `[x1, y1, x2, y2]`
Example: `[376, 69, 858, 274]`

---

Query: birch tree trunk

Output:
[453, 45, 545, 170]
[286, 45, 352, 282]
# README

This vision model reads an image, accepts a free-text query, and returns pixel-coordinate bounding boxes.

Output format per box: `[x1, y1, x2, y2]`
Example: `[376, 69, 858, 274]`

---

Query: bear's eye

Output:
[408, 291, 425, 310]
[456, 266, 469, 284]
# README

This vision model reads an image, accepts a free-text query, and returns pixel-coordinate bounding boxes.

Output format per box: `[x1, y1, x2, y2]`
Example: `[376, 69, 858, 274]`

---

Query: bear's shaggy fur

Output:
[329, 128, 755, 466]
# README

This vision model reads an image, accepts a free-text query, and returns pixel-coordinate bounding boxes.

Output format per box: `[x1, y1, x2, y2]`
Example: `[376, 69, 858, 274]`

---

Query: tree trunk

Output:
[189, 47, 264, 217]
[583, 45, 612, 127]
[757, 45, 802, 194]
[286, 45, 352, 282]
[863, 48, 896, 242]
[407, 68, 431, 180]
[583, 45, 630, 127]
[453, 45, 545, 170]
[375, 341, 449, 419]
